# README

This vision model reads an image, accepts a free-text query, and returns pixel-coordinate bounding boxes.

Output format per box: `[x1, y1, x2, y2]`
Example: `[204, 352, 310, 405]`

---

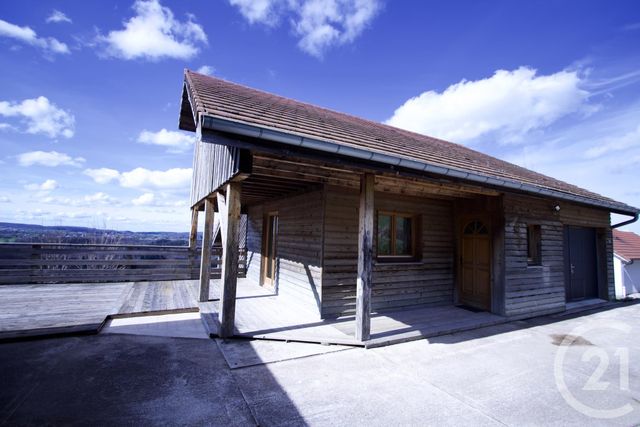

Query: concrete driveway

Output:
[2, 303, 640, 426]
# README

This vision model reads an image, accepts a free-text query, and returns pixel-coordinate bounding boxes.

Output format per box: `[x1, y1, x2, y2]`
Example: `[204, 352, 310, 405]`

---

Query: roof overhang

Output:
[178, 82, 197, 132]
[198, 114, 640, 218]
[614, 252, 631, 263]
[178, 73, 639, 219]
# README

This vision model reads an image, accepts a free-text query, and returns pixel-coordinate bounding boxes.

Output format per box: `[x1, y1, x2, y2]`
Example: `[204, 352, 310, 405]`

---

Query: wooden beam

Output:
[355, 173, 374, 342]
[218, 182, 242, 338]
[216, 193, 228, 241]
[198, 197, 215, 302]
[188, 208, 199, 251]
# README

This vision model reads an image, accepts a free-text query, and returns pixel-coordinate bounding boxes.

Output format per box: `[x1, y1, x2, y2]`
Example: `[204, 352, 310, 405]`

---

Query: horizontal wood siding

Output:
[322, 187, 455, 318]
[246, 190, 324, 316]
[503, 193, 613, 318]
[246, 205, 263, 285]
[191, 140, 243, 206]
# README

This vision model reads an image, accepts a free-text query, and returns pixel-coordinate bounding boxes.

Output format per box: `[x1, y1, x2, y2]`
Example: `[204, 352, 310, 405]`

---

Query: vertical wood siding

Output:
[190, 140, 243, 206]
[246, 190, 324, 316]
[503, 193, 613, 318]
[321, 187, 455, 318]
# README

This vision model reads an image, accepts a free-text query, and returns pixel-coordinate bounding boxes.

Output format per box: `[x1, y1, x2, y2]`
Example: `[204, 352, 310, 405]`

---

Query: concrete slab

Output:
[216, 338, 353, 369]
[3, 300, 640, 425]
[0, 334, 257, 426]
[231, 346, 503, 426]
[102, 312, 209, 340]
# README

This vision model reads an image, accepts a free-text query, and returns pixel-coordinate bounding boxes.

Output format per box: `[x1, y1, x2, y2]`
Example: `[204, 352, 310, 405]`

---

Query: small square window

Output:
[527, 224, 541, 265]
[376, 212, 418, 261]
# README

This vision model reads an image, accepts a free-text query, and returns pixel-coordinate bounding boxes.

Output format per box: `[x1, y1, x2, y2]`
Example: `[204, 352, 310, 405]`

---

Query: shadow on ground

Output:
[0, 333, 306, 426]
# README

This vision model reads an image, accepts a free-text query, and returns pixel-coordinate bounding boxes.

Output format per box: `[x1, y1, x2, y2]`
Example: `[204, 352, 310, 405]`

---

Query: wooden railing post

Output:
[217, 182, 242, 338]
[355, 173, 374, 342]
[199, 197, 215, 302]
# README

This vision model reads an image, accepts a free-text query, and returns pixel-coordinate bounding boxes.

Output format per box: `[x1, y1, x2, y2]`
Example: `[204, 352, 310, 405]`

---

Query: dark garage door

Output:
[565, 226, 599, 301]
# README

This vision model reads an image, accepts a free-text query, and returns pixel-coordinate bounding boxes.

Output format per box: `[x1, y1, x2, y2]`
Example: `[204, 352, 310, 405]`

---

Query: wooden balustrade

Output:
[0, 243, 247, 285]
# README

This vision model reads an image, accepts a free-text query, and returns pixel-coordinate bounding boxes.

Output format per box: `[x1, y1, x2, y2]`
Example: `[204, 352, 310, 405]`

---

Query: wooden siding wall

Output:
[191, 140, 243, 206]
[322, 187, 455, 318]
[246, 190, 324, 316]
[502, 193, 613, 318]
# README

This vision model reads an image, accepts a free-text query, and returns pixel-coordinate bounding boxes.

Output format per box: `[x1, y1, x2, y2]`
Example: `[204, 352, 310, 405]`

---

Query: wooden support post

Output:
[199, 197, 215, 302]
[188, 207, 199, 251]
[217, 182, 242, 338]
[355, 173, 374, 342]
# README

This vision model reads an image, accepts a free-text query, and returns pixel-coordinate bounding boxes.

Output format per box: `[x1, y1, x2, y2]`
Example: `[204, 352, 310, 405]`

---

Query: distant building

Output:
[613, 229, 640, 298]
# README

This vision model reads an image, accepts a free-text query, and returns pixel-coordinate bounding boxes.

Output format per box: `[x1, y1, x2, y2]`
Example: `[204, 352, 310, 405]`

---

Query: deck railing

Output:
[0, 243, 247, 285]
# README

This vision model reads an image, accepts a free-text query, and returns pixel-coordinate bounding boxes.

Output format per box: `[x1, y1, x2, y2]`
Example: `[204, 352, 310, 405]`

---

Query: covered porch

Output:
[200, 278, 507, 348]
[190, 149, 506, 345]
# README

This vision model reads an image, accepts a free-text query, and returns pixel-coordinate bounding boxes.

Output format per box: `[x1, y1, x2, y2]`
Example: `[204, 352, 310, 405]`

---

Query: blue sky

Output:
[0, 0, 639, 232]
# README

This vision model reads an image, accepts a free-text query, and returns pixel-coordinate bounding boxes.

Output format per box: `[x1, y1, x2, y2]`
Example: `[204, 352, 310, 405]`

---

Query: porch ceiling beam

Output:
[254, 154, 499, 197]
[217, 182, 242, 338]
[355, 173, 374, 342]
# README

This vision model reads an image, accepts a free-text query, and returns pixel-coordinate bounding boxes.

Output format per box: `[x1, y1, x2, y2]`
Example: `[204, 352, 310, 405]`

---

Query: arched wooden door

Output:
[459, 219, 491, 310]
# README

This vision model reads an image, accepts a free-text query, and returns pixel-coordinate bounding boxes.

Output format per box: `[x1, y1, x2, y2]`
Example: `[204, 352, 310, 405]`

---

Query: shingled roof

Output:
[179, 69, 638, 216]
[613, 229, 640, 261]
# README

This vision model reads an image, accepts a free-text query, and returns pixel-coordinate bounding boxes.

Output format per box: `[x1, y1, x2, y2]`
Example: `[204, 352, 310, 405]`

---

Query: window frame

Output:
[526, 224, 542, 266]
[376, 210, 419, 262]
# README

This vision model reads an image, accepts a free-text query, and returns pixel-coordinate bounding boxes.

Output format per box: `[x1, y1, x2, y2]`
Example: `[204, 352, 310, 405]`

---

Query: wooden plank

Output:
[219, 182, 242, 338]
[355, 173, 374, 341]
[199, 197, 215, 302]
[189, 208, 199, 251]
[321, 187, 455, 318]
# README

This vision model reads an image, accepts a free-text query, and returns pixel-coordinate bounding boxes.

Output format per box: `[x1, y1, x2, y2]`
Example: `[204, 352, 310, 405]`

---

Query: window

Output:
[527, 224, 541, 265]
[377, 212, 417, 260]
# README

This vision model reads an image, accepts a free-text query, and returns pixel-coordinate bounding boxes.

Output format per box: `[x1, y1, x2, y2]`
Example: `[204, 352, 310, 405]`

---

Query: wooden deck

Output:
[201, 280, 508, 348]
[0, 280, 205, 340]
[1, 278, 507, 346]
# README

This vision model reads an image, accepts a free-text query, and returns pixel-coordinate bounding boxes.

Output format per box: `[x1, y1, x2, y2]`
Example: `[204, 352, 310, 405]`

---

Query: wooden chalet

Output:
[179, 70, 639, 343]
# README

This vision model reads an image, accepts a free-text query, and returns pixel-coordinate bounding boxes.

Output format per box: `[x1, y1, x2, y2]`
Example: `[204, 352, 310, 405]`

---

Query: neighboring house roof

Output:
[613, 229, 640, 261]
[179, 69, 639, 216]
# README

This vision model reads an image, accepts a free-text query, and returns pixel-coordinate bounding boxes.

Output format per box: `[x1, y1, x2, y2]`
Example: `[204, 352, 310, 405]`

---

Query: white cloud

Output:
[584, 125, 640, 159]
[46, 10, 72, 24]
[0, 96, 75, 138]
[132, 192, 155, 206]
[83, 192, 113, 204]
[0, 196, 10, 203]
[99, 0, 207, 60]
[229, 0, 381, 58]
[131, 191, 187, 206]
[25, 179, 58, 191]
[386, 67, 591, 145]
[294, 0, 381, 58]
[196, 65, 215, 75]
[84, 166, 192, 189]
[41, 192, 117, 207]
[119, 167, 192, 189]
[229, 0, 283, 25]
[84, 168, 120, 184]
[137, 128, 195, 152]
[0, 18, 70, 54]
[18, 151, 85, 167]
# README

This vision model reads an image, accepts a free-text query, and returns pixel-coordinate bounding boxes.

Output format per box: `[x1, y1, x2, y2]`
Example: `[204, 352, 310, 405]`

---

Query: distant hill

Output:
[0, 222, 195, 246]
